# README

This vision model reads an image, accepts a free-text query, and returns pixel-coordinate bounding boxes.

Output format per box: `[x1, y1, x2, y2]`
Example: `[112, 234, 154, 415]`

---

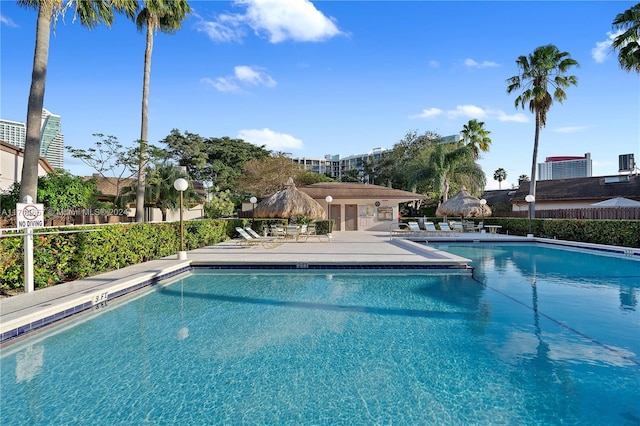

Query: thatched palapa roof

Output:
[436, 187, 492, 217]
[254, 178, 326, 219]
[299, 182, 426, 202]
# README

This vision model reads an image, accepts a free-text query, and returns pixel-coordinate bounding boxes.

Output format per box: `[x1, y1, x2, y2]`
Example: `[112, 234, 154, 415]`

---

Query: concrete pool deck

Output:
[0, 230, 597, 344]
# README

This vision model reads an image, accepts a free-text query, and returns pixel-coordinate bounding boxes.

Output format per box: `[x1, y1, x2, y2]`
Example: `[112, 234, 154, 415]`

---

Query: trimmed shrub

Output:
[0, 220, 230, 293]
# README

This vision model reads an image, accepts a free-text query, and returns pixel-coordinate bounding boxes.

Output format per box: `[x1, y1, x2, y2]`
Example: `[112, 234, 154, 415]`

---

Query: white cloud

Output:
[196, 0, 343, 44]
[202, 66, 276, 92]
[195, 19, 244, 43]
[200, 77, 241, 93]
[463, 58, 500, 69]
[409, 108, 442, 119]
[428, 60, 440, 68]
[238, 128, 304, 151]
[592, 30, 623, 63]
[553, 126, 586, 134]
[494, 110, 529, 123]
[0, 14, 18, 27]
[234, 65, 276, 87]
[411, 104, 529, 123]
[240, 0, 343, 43]
[447, 104, 488, 119]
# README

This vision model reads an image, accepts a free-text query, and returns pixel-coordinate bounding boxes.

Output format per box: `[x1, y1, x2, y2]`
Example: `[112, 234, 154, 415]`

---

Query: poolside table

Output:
[484, 225, 502, 234]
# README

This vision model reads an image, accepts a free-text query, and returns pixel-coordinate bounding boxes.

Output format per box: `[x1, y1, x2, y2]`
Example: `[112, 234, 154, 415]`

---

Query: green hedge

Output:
[403, 217, 640, 248]
[0, 220, 235, 293]
[481, 218, 640, 248]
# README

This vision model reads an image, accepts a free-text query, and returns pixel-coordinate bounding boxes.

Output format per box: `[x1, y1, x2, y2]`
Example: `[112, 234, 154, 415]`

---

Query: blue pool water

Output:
[1, 243, 639, 425]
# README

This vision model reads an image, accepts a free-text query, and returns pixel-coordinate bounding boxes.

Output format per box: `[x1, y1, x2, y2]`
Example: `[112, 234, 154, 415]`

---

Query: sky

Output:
[1, 0, 639, 190]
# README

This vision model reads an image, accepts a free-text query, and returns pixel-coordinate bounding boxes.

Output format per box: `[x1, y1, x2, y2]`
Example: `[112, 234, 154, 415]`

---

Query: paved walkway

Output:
[1, 230, 525, 344]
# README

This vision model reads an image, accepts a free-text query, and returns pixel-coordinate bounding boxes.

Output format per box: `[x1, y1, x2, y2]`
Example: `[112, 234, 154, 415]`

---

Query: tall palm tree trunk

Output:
[529, 112, 541, 221]
[19, 2, 53, 202]
[135, 23, 153, 222]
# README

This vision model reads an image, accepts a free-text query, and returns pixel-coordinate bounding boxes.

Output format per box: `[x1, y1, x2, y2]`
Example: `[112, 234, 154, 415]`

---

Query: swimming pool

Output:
[1, 243, 638, 424]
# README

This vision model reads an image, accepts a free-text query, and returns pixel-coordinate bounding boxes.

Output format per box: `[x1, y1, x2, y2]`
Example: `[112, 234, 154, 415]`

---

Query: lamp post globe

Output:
[525, 194, 535, 237]
[479, 199, 487, 229]
[174, 178, 188, 192]
[173, 178, 188, 259]
[249, 197, 257, 222]
[325, 196, 333, 236]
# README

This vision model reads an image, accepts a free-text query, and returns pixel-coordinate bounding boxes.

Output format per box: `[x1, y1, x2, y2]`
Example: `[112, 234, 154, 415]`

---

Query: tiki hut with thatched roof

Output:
[436, 187, 492, 218]
[254, 177, 326, 219]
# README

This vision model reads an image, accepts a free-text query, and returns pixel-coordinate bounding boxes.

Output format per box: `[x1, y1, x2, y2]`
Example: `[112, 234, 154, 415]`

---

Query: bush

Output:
[0, 220, 230, 293]
[483, 218, 640, 247]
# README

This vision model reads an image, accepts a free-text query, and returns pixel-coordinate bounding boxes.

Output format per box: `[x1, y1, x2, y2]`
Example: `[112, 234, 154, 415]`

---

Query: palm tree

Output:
[460, 119, 492, 160]
[17, 0, 137, 203]
[493, 168, 507, 189]
[506, 44, 579, 221]
[412, 144, 485, 204]
[612, 3, 640, 73]
[121, 164, 200, 221]
[134, 0, 191, 222]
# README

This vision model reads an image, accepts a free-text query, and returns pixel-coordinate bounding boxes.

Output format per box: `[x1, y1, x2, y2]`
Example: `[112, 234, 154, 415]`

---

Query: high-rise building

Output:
[0, 109, 64, 169]
[290, 134, 461, 182]
[538, 153, 592, 180]
[0, 118, 26, 148]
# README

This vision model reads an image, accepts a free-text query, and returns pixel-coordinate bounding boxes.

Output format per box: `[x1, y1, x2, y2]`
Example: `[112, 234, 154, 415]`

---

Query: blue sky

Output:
[1, 0, 639, 190]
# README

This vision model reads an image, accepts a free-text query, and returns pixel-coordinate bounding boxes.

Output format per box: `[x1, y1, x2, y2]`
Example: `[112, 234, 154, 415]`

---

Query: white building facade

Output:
[0, 109, 64, 169]
[538, 153, 592, 180]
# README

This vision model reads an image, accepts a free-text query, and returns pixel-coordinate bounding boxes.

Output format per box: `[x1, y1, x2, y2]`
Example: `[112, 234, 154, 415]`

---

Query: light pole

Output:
[325, 195, 333, 238]
[250, 196, 257, 223]
[479, 198, 487, 232]
[525, 194, 535, 237]
[174, 178, 188, 259]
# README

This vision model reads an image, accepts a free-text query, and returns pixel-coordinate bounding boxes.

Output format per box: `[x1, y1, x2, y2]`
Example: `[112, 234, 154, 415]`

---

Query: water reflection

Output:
[619, 286, 637, 311]
[15, 345, 44, 383]
[177, 279, 189, 340]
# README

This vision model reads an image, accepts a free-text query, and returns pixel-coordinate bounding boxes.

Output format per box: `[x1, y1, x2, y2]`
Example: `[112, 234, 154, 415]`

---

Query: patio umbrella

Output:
[253, 177, 326, 219]
[436, 187, 492, 217]
[590, 197, 640, 207]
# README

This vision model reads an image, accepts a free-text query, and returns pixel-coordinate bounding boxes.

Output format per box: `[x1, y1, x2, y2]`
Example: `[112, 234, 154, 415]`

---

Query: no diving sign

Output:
[16, 203, 45, 229]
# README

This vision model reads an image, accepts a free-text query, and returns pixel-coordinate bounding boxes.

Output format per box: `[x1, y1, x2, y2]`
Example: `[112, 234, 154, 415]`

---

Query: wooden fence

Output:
[493, 207, 640, 220]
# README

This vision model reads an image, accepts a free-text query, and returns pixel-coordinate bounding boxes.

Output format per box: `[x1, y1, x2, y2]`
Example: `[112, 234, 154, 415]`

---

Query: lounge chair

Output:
[450, 221, 464, 232]
[407, 221, 427, 236]
[235, 227, 282, 248]
[424, 221, 441, 235]
[269, 224, 287, 238]
[438, 222, 455, 233]
[390, 222, 411, 238]
[245, 226, 282, 241]
[296, 223, 329, 242]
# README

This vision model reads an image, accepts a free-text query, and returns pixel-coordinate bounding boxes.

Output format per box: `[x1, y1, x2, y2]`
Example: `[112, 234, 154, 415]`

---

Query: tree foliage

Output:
[340, 168, 361, 182]
[235, 154, 303, 197]
[366, 130, 436, 189]
[17, 0, 137, 203]
[1, 171, 98, 222]
[120, 162, 200, 221]
[133, 0, 191, 222]
[461, 119, 492, 160]
[38, 170, 97, 216]
[66, 133, 141, 204]
[507, 44, 579, 217]
[412, 143, 485, 204]
[612, 3, 640, 73]
[204, 187, 235, 219]
[160, 128, 208, 178]
[493, 168, 507, 189]
[160, 130, 272, 190]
